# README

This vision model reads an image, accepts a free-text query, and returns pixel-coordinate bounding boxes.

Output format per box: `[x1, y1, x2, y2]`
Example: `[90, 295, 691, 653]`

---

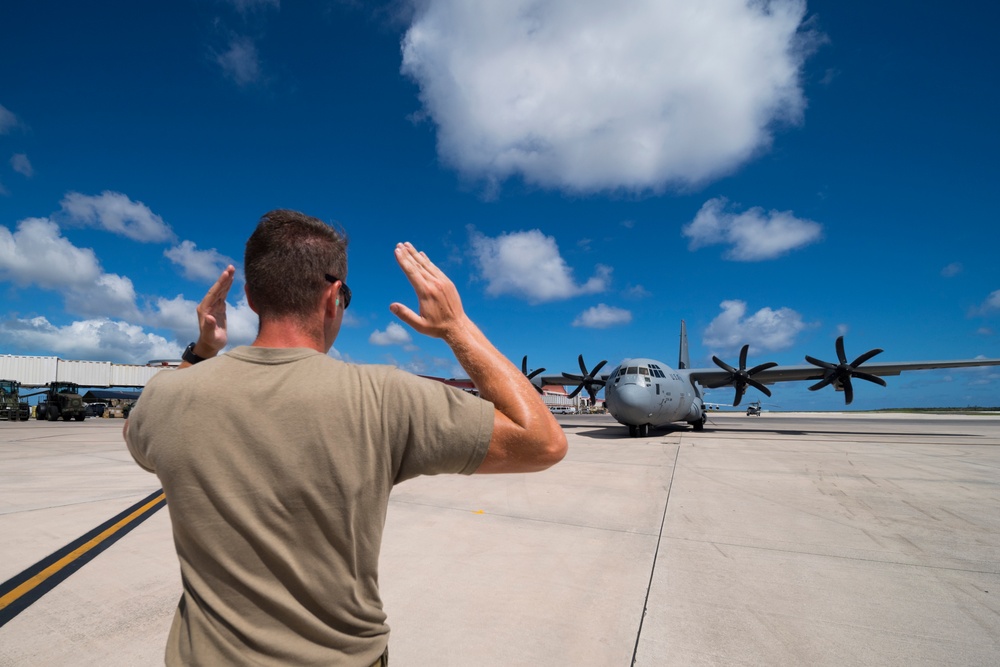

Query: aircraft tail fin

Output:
[678, 320, 690, 369]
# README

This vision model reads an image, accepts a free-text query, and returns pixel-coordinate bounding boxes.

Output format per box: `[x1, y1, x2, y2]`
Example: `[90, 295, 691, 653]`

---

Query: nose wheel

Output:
[628, 423, 650, 438]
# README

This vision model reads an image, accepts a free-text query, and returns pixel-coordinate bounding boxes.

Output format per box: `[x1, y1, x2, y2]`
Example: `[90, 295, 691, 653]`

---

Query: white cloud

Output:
[941, 262, 962, 277]
[703, 299, 807, 352]
[217, 36, 262, 86]
[145, 292, 258, 348]
[10, 153, 33, 178]
[401, 0, 815, 193]
[0, 217, 141, 320]
[0, 213, 258, 358]
[0, 104, 18, 134]
[226, 0, 280, 12]
[979, 289, 1000, 314]
[683, 197, 822, 261]
[469, 228, 610, 302]
[573, 304, 632, 328]
[60, 191, 176, 243]
[0, 316, 180, 364]
[164, 240, 237, 282]
[0, 217, 108, 290]
[369, 322, 414, 347]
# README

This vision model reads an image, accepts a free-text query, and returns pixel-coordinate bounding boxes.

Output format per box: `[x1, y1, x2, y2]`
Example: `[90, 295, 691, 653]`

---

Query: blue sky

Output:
[2, 0, 998, 410]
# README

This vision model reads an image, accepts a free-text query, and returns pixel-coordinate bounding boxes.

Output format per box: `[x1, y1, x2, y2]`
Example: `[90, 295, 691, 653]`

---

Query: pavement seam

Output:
[630, 442, 680, 666]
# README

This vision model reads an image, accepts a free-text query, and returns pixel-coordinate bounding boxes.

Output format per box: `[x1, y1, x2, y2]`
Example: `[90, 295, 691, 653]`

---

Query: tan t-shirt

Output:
[126, 347, 493, 666]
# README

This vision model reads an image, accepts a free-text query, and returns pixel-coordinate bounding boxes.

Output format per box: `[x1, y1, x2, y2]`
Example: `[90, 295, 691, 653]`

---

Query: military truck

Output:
[0, 380, 31, 421]
[35, 382, 88, 421]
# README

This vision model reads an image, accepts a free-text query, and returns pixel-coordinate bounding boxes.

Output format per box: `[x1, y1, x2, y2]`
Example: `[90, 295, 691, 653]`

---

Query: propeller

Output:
[521, 356, 546, 394]
[562, 355, 608, 405]
[805, 336, 886, 405]
[706, 344, 778, 406]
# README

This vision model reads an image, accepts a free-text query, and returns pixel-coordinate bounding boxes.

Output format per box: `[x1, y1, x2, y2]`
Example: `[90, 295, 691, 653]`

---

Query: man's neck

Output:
[252, 317, 326, 353]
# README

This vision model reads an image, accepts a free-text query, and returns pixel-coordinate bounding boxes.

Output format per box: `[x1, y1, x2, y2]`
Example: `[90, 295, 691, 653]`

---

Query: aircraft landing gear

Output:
[628, 423, 650, 438]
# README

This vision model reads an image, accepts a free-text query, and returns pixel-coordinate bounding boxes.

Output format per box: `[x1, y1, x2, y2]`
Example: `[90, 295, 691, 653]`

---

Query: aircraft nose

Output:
[613, 383, 651, 423]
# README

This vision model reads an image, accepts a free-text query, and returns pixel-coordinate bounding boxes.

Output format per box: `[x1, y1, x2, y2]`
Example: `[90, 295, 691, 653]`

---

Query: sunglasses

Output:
[324, 274, 352, 309]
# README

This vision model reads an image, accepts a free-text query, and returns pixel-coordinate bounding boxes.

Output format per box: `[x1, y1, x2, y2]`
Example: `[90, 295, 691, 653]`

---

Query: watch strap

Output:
[182, 342, 207, 365]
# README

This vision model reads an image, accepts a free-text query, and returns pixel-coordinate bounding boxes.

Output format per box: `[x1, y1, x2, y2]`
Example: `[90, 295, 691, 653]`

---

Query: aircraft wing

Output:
[687, 358, 1000, 387]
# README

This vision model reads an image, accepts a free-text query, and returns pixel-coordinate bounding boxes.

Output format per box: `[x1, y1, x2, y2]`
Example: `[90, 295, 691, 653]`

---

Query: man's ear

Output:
[323, 282, 340, 318]
[245, 284, 258, 314]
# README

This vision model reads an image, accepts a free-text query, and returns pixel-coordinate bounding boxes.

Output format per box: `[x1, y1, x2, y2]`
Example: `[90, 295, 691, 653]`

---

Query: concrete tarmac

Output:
[1, 412, 998, 665]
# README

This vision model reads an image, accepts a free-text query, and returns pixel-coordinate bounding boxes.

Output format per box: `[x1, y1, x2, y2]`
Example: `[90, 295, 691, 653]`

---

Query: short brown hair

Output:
[244, 210, 348, 319]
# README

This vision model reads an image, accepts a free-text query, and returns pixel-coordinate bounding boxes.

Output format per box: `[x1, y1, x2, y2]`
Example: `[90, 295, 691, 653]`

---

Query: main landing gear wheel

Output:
[690, 418, 706, 431]
[628, 424, 650, 438]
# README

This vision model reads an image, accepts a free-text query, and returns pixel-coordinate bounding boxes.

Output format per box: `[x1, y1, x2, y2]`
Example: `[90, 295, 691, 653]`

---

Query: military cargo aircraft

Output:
[524, 322, 1000, 437]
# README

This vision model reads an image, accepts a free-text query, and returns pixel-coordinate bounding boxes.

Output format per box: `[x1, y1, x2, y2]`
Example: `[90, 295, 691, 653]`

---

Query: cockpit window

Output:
[639, 367, 649, 375]
[626, 366, 638, 375]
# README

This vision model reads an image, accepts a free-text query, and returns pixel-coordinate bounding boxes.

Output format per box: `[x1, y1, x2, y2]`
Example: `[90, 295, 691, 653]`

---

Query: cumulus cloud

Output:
[164, 240, 238, 282]
[10, 153, 33, 178]
[0, 104, 18, 134]
[683, 197, 822, 261]
[59, 191, 176, 243]
[703, 299, 808, 352]
[401, 0, 816, 192]
[146, 292, 258, 348]
[0, 316, 180, 364]
[216, 36, 262, 86]
[469, 228, 610, 302]
[573, 304, 632, 328]
[0, 217, 141, 320]
[1, 217, 115, 290]
[369, 322, 416, 348]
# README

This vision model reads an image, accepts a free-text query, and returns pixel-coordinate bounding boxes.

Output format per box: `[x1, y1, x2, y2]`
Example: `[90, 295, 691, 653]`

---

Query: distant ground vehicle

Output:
[746, 400, 762, 417]
[35, 382, 87, 422]
[550, 405, 576, 414]
[0, 380, 31, 421]
[86, 402, 108, 418]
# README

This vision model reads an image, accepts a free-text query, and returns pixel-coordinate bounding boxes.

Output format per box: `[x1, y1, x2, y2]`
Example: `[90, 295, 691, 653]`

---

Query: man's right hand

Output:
[389, 242, 468, 343]
[389, 242, 567, 474]
[191, 264, 236, 361]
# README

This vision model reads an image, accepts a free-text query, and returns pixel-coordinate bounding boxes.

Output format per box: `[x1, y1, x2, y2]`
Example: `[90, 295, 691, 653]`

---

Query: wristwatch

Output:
[182, 342, 207, 365]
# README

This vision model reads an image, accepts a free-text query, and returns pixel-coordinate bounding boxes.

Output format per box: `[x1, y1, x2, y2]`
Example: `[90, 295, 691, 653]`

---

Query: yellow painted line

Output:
[0, 491, 165, 611]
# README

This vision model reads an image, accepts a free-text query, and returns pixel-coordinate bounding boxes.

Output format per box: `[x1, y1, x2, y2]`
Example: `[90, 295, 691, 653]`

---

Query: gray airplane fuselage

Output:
[603, 358, 705, 432]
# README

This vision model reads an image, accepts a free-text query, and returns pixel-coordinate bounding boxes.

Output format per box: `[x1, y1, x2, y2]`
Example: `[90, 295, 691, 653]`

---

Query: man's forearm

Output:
[445, 316, 559, 438]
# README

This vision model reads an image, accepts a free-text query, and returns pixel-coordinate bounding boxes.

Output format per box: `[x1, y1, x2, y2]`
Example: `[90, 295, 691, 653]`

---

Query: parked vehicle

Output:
[35, 382, 87, 421]
[0, 380, 31, 421]
[85, 402, 108, 418]
[746, 400, 762, 417]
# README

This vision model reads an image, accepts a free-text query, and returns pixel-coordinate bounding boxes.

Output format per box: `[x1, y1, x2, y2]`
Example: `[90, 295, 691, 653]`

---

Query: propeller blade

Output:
[746, 378, 772, 397]
[711, 345, 777, 405]
[843, 376, 854, 405]
[748, 361, 778, 375]
[809, 376, 833, 391]
[712, 356, 737, 373]
[567, 384, 584, 399]
[732, 384, 746, 406]
[836, 336, 847, 364]
[853, 371, 887, 387]
[850, 348, 884, 368]
[805, 355, 835, 370]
